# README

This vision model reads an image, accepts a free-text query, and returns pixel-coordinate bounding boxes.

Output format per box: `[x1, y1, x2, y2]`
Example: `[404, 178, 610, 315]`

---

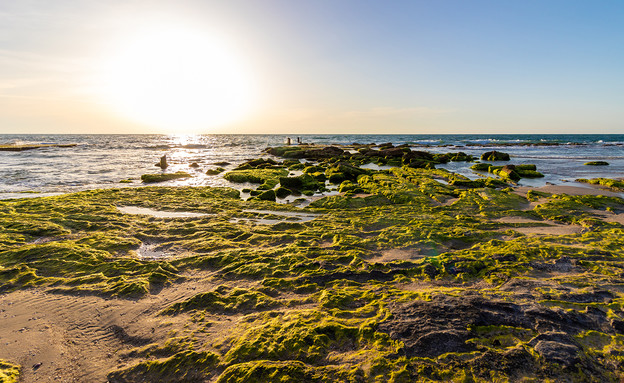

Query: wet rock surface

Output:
[380, 294, 614, 358]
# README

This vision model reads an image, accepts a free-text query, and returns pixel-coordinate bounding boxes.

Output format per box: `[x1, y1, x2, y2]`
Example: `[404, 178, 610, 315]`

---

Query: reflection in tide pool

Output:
[117, 206, 212, 218]
[230, 209, 321, 225]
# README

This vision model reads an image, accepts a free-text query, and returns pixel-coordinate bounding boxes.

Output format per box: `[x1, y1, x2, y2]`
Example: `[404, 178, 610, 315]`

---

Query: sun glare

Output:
[98, 26, 256, 133]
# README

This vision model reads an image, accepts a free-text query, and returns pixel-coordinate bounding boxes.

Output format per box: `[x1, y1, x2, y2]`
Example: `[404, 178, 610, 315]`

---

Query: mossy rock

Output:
[516, 169, 544, 178]
[470, 162, 492, 171]
[275, 187, 292, 199]
[448, 152, 475, 162]
[206, 167, 225, 175]
[140, 172, 191, 183]
[257, 189, 276, 202]
[164, 286, 281, 314]
[584, 161, 609, 166]
[338, 181, 364, 194]
[492, 165, 520, 181]
[576, 178, 624, 191]
[224, 169, 288, 189]
[108, 350, 218, 383]
[449, 177, 507, 188]
[279, 174, 320, 191]
[514, 164, 537, 171]
[481, 151, 510, 161]
[325, 163, 368, 184]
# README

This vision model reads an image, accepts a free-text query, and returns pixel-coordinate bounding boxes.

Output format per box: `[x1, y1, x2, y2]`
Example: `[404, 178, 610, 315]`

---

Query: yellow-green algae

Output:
[0, 360, 19, 383]
[2, 152, 624, 382]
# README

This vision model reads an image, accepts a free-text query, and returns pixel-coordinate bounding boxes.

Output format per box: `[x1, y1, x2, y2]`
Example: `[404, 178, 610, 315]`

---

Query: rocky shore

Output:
[1, 143, 624, 382]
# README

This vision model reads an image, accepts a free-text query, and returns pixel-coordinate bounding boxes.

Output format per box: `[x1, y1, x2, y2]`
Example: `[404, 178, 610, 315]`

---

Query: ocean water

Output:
[1, 134, 623, 200]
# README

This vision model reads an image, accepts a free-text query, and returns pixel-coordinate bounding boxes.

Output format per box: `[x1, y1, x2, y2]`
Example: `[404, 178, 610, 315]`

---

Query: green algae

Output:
[108, 350, 219, 383]
[163, 286, 282, 314]
[0, 360, 19, 383]
[140, 171, 192, 183]
[576, 178, 624, 191]
[3, 150, 624, 382]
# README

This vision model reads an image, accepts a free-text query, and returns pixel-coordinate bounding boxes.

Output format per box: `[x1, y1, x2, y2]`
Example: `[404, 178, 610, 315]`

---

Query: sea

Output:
[1, 134, 623, 200]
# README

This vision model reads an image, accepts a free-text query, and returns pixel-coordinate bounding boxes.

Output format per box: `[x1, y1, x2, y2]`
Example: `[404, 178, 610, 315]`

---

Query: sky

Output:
[0, 0, 623, 135]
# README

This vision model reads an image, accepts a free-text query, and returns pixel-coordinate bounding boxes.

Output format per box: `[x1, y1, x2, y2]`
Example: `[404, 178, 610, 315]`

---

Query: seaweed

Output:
[2, 153, 624, 382]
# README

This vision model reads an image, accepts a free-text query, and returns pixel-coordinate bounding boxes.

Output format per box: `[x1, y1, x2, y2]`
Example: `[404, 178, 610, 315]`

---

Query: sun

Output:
[98, 26, 256, 133]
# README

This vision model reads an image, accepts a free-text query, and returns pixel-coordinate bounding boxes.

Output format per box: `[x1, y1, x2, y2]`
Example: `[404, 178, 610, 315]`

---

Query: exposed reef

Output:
[1, 144, 624, 382]
[0, 143, 77, 151]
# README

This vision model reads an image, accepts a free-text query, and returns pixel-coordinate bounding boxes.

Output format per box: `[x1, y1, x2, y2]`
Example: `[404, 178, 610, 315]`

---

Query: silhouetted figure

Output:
[286, 137, 292, 145]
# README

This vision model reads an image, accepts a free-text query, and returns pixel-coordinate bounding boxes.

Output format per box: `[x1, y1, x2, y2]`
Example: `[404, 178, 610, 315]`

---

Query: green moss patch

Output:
[141, 172, 192, 183]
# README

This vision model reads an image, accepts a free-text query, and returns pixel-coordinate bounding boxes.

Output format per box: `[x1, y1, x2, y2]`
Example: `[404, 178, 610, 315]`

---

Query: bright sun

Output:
[98, 26, 256, 133]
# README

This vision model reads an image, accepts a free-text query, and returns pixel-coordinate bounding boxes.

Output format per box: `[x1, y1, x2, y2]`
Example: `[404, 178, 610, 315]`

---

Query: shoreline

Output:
[1, 145, 624, 382]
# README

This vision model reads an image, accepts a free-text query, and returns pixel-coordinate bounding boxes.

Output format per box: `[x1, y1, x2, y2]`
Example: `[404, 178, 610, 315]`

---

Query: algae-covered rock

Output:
[140, 171, 191, 183]
[224, 169, 288, 189]
[275, 187, 292, 199]
[470, 162, 492, 171]
[108, 350, 219, 383]
[575, 177, 624, 191]
[235, 158, 281, 170]
[325, 162, 368, 184]
[481, 151, 510, 161]
[257, 189, 276, 201]
[448, 152, 474, 162]
[492, 165, 520, 181]
[584, 161, 609, 166]
[279, 174, 320, 192]
[266, 146, 344, 159]
[206, 167, 224, 175]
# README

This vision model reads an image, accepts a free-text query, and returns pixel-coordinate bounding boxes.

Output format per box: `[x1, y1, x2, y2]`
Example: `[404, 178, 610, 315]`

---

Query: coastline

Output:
[1, 143, 624, 382]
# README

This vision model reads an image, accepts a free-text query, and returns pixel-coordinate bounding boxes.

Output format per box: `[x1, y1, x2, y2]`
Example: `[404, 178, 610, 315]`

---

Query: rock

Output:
[409, 330, 473, 357]
[275, 187, 292, 199]
[610, 318, 624, 334]
[377, 147, 405, 158]
[529, 332, 581, 367]
[403, 151, 434, 161]
[470, 162, 492, 171]
[495, 165, 520, 181]
[206, 167, 224, 176]
[379, 294, 611, 359]
[448, 152, 474, 162]
[141, 171, 191, 183]
[189, 162, 200, 168]
[325, 162, 368, 184]
[257, 190, 276, 201]
[305, 146, 344, 159]
[156, 155, 168, 169]
[279, 174, 320, 192]
[481, 151, 510, 161]
[584, 161, 609, 166]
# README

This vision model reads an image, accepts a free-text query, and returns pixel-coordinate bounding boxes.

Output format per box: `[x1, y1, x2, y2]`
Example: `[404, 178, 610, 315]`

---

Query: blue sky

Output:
[0, 0, 622, 134]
